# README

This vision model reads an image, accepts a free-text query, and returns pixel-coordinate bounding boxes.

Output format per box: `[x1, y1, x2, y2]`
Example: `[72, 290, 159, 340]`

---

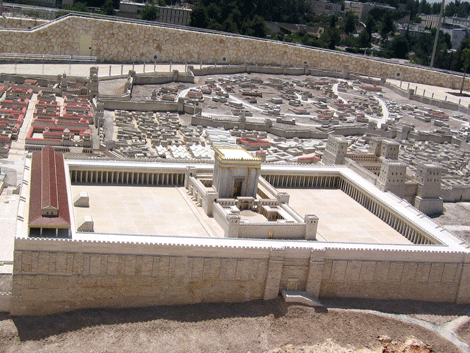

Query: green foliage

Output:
[341, 34, 358, 48]
[329, 15, 336, 28]
[100, 0, 115, 16]
[189, 6, 209, 28]
[408, 29, 448, 66]
[358, 29, 371, 48]
[189, 0, 269, 38]
[343, 11, 357, 35]
[444, 0, 470, 18]
[462, 48, 470, 73]
[321, 26, 341, 50]
[64, 2, 89, 12]
[380, 11, 395, 41]
[141, 4, 158, 21]
[365, 15, 375, 37]
[390, 35, 409, 59]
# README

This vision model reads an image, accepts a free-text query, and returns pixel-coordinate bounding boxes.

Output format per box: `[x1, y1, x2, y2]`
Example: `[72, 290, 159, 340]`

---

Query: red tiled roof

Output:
[29, 146, 70, 229]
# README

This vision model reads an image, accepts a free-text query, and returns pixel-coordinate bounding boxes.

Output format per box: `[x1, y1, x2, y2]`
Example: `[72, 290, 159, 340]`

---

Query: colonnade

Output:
[262, 174, 340, 189]
[70, 169, 185, 186]
[338, 178, 433, 245]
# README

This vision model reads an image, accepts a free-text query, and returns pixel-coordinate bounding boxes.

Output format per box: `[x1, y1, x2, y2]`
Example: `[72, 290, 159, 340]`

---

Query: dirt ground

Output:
[0, 298, 465, 353]
[432, 202, 470, 243]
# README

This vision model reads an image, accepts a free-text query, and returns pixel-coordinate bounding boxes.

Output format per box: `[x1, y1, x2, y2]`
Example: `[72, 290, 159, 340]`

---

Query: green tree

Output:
[141, 4, 158, 21]
[365, 15, 374, 37]
[329, 15, 336, 28]
[380, 11, 395, 41]
[390, 35, 409, 59]
[343, 11, 357, 35]
[100, 0, 115, 16]
[358, 29, 371, 48]
[64, 2, 89, 12]
[460, 48, 470, 94]
[189, 6, 209, 28]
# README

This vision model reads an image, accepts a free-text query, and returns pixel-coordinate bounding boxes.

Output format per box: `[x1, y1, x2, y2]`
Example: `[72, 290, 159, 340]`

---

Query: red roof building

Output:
[29, 146, 71, 237]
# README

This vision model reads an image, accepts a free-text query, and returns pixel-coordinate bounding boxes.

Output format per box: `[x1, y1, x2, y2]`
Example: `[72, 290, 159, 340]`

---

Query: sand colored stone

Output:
[71, 185, 224, 237]
[279, 188, 411, 244]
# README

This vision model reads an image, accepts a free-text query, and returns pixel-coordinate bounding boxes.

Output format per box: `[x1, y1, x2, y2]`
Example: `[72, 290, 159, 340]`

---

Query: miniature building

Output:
[376, 160, 407, 198]
[414, 163, 444, 215]
[28, 146, 70, 237]
[369, 138, 400, 160]
[212, 147, 262, 198]
[323, 135, 348, 165]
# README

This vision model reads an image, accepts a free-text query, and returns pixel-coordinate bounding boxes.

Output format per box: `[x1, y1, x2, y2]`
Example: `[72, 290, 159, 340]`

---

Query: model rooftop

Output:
[215, 146, 262, 162]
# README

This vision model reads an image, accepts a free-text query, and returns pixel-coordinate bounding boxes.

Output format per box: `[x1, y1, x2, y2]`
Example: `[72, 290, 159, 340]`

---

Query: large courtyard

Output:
[71, 185, 224, 238]
[71, 183, 410, 245]
[279, 188, 412, 244]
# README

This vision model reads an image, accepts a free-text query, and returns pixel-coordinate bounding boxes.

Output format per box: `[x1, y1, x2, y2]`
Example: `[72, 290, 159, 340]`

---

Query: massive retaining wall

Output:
[10, 237, 470, 315]
[1, 15, 469, 90]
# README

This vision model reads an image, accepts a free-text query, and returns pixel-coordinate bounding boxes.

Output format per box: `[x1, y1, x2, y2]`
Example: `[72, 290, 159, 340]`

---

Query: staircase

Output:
[281, 289, 324, 307]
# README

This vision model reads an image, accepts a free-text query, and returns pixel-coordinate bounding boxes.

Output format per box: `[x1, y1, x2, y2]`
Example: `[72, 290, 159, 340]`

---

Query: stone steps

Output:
[281, 289, 323, 307]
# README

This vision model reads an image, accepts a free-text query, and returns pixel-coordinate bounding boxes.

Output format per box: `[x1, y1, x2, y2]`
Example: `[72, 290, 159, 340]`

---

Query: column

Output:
[306, 250, 325, 299]
[263, 249, 285, 300]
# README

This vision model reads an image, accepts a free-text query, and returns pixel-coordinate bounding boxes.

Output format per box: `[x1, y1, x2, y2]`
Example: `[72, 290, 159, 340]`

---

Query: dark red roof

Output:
[29, 146, 70, 229]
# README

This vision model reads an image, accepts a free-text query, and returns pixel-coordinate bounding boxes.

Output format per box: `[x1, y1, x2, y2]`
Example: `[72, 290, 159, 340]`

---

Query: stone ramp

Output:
[281, 290, 324, 307]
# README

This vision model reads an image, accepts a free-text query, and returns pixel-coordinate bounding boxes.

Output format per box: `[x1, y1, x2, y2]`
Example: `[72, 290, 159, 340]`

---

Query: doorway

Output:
[233, 179, 243, 197]
[79, 34, 92, 56]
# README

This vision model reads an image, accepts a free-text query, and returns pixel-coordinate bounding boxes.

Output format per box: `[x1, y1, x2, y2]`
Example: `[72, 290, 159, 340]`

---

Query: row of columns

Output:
[71, 170, 185, 186]
[263, 175, 339, 189]
[339, 179, 431, 245]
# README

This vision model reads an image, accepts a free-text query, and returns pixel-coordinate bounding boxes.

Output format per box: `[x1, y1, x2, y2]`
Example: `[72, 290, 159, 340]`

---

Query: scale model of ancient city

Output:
[2, 14, 470, 316]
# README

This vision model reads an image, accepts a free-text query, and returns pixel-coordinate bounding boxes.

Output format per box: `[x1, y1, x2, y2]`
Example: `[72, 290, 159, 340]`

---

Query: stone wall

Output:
[9, 236, 470, 315]
[320, 258, 462, 302]
[0, 15, 469, 89]
[0, 17, 48, 29]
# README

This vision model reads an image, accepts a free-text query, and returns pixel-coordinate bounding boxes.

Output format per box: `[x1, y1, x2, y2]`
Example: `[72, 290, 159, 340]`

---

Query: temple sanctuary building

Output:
[8, 147, 470, 315]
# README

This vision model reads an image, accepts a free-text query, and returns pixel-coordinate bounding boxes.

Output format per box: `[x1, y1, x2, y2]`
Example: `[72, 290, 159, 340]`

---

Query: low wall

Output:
[238, 222, 306, 239]
[191, 115, 328, 139]
[133, 71, 194, 84]
[344, 158, 378, 185]
[101, 100, 179, 112]
[384, 81, 470, 115]
[212, 202, 230, 236]
[1, 15, 469, 90]
[0, 17, 48, 29]
[442, 186, 470, 202]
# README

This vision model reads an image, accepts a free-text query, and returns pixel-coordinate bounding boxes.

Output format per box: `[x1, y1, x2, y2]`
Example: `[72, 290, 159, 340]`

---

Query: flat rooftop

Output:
[71, 185, 224, 238]
[279, 188, 412, 244]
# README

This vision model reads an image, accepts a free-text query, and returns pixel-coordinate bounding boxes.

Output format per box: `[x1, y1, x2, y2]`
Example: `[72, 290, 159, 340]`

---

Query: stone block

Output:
[360, 261, 376, 282]
[73, 192, 90, 207]
[345, 261, 361, 281]
[374, 262, 390, 282]
[77, 216, 94, 232]
[331, 261, 347, 282]
[387, 262, 404, 282]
